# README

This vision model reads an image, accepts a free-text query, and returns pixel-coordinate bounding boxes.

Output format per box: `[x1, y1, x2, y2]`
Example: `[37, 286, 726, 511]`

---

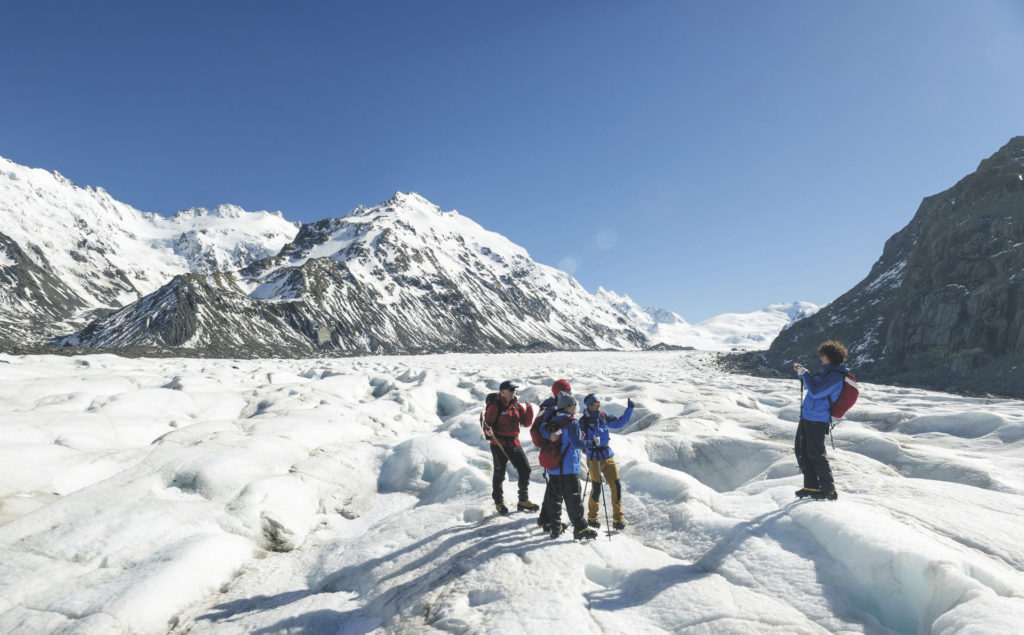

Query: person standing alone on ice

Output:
[793, 340, 849, 501]
[483, 380, 539, 515]
[541, 392, 598, 541]
[579, 393, 634, 530]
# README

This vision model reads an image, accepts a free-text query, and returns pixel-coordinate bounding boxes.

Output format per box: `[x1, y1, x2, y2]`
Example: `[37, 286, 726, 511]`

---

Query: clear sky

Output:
[2, 1, 1022, 322]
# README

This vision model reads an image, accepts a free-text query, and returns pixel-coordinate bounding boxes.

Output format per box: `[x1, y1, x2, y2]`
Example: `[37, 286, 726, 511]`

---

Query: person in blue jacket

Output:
[579, 394, 634, 530]
[540, 391, 598, 541]
[793, 340, 849, 501]
[536, 379, 571, 533]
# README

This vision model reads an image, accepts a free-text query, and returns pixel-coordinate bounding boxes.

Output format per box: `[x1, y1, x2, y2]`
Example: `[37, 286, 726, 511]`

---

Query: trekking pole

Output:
[799, 380, 803, 421]
[581, 464, 590, 502]
[481, 413, 515, 485]
[481, 412, 513, 463]
[599, 463, 612, 541]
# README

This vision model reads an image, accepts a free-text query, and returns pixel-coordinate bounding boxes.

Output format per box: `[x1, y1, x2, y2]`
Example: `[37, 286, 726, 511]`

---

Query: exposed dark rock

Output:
[0, 232, 93, 346]
[748, 136, 1024, 398]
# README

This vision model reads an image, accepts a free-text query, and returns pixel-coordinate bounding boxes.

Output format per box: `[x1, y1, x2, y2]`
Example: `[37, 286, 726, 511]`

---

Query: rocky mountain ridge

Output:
[58, 192, 651, 355]
[752, 136, 1024, 398]
[0, 156, 299, 345]
[1, 155, 812, 357]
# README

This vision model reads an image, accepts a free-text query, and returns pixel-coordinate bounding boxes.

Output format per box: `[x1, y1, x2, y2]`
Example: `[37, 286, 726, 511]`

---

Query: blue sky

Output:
[2, 1, 1022, 321]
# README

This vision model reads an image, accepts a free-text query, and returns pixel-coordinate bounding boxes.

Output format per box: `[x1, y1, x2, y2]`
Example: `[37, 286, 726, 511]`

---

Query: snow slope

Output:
[599, 288, 818, 351]
[1, 351, 1022, 633]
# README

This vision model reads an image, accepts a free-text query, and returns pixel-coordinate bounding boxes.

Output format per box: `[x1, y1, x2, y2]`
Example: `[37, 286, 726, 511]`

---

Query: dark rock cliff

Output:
[752, 136, 1024, 398]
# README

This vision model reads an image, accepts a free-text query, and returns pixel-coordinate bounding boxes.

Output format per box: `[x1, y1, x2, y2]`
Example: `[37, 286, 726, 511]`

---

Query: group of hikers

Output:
[482, 378, 634, 541]
[481, 339, 854, 541]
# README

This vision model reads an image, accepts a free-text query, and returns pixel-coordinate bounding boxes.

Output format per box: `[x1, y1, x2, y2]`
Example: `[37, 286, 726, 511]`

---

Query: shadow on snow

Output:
[198, 515, 547, 633]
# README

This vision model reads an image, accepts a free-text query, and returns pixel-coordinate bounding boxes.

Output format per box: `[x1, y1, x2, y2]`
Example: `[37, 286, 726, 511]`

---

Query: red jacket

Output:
[484, 394, 533, 447]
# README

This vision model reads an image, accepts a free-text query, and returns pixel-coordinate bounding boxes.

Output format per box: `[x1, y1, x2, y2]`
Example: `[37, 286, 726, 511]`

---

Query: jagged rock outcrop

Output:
[0, 232, 95, 347]
[759, 137, 1024, 398]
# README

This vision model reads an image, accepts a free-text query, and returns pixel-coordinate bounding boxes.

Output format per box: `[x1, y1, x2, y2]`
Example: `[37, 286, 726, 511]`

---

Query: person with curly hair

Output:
[793, 340, 850, 501]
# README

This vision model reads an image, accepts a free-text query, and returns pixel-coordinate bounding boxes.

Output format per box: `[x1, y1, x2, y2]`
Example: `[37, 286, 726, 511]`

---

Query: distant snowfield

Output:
[1, 352, 1023, 633]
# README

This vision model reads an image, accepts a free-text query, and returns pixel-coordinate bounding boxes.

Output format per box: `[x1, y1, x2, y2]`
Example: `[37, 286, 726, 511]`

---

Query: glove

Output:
[795, 364, 809, 376]
[627, 398, 635, 408]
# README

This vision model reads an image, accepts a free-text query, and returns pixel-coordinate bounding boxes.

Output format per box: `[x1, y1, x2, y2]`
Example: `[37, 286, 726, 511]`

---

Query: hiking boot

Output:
[549, 522, 567, 539]
[612, 520, 627, 531]
[495, 502, 509, 515]
[587, 519, 600, 529]
[795, 488, 820, 499]
[574, 527, 598, 541]
[517, 500, 540, 512]
[537, 517, 547, 528]
[811, 490, 838, 501]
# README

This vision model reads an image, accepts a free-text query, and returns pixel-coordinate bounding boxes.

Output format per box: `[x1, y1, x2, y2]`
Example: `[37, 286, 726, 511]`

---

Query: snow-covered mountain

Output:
[599, 288, 818, 351]
[60, 193, 650, 355]
[2, 154, 812, 355]
[0, 156, 299, 344]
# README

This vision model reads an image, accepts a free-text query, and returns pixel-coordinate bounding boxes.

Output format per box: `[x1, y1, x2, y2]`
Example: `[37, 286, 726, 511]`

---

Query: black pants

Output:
[543, 473, 586, 532]
[795, 418, 835, 491]
[491, 444, 531, 503]
[537, 476, 563, 528]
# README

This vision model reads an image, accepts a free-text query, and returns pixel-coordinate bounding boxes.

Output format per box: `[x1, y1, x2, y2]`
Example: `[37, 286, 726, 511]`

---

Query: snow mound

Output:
[900, 412, 1006, 438]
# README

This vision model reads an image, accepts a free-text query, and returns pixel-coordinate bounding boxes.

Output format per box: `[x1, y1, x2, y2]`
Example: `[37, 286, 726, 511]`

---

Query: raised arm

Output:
[801, 372, 843, 399]
[606, 405, 634, 429]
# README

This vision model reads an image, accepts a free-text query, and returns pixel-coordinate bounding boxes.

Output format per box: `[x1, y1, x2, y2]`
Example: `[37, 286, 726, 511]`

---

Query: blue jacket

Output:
[579, 407, 633, 460]
[541, 411, 587, 475]
[537, 396, 557, 421]
[800, 364, 849, 423]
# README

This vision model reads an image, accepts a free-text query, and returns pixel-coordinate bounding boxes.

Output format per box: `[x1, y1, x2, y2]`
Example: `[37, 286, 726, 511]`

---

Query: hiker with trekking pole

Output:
[579, 393, 635, 532]
[539, 392, 598, 541]
[481, 380, 540, 515]
[533, 379, 572, 533]
[793, 340, 857, 502]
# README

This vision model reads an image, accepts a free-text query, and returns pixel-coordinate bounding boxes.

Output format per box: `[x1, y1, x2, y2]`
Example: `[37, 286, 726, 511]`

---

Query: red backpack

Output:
[530, 408, 568, 471]
[529, 409, 547, 449]
[829, 371, 859, 419]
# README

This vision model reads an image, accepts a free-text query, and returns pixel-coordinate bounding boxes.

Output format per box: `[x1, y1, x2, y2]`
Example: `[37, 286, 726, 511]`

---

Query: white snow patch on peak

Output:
[388, 191, 442, 211]
[764, 301, 821, 322]
[0, 153, 300, 305]
[174, 204, 265, 220]
[644, 306, 688, 325]
[599, 296, 819, 351]
[292, 192, 534, 269]
[594, 286, 632, 308]
[0, 245, 14, 267]
[598, 288, 689, 329]
[691, 301, 820, 350]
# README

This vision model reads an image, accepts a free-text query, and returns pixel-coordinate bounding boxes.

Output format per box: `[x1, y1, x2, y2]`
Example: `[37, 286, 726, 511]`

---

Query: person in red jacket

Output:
[483, 380, 539, 514]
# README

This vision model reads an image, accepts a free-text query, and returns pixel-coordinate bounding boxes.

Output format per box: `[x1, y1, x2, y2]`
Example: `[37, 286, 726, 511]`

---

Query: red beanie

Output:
[551, 379, 571, 396]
